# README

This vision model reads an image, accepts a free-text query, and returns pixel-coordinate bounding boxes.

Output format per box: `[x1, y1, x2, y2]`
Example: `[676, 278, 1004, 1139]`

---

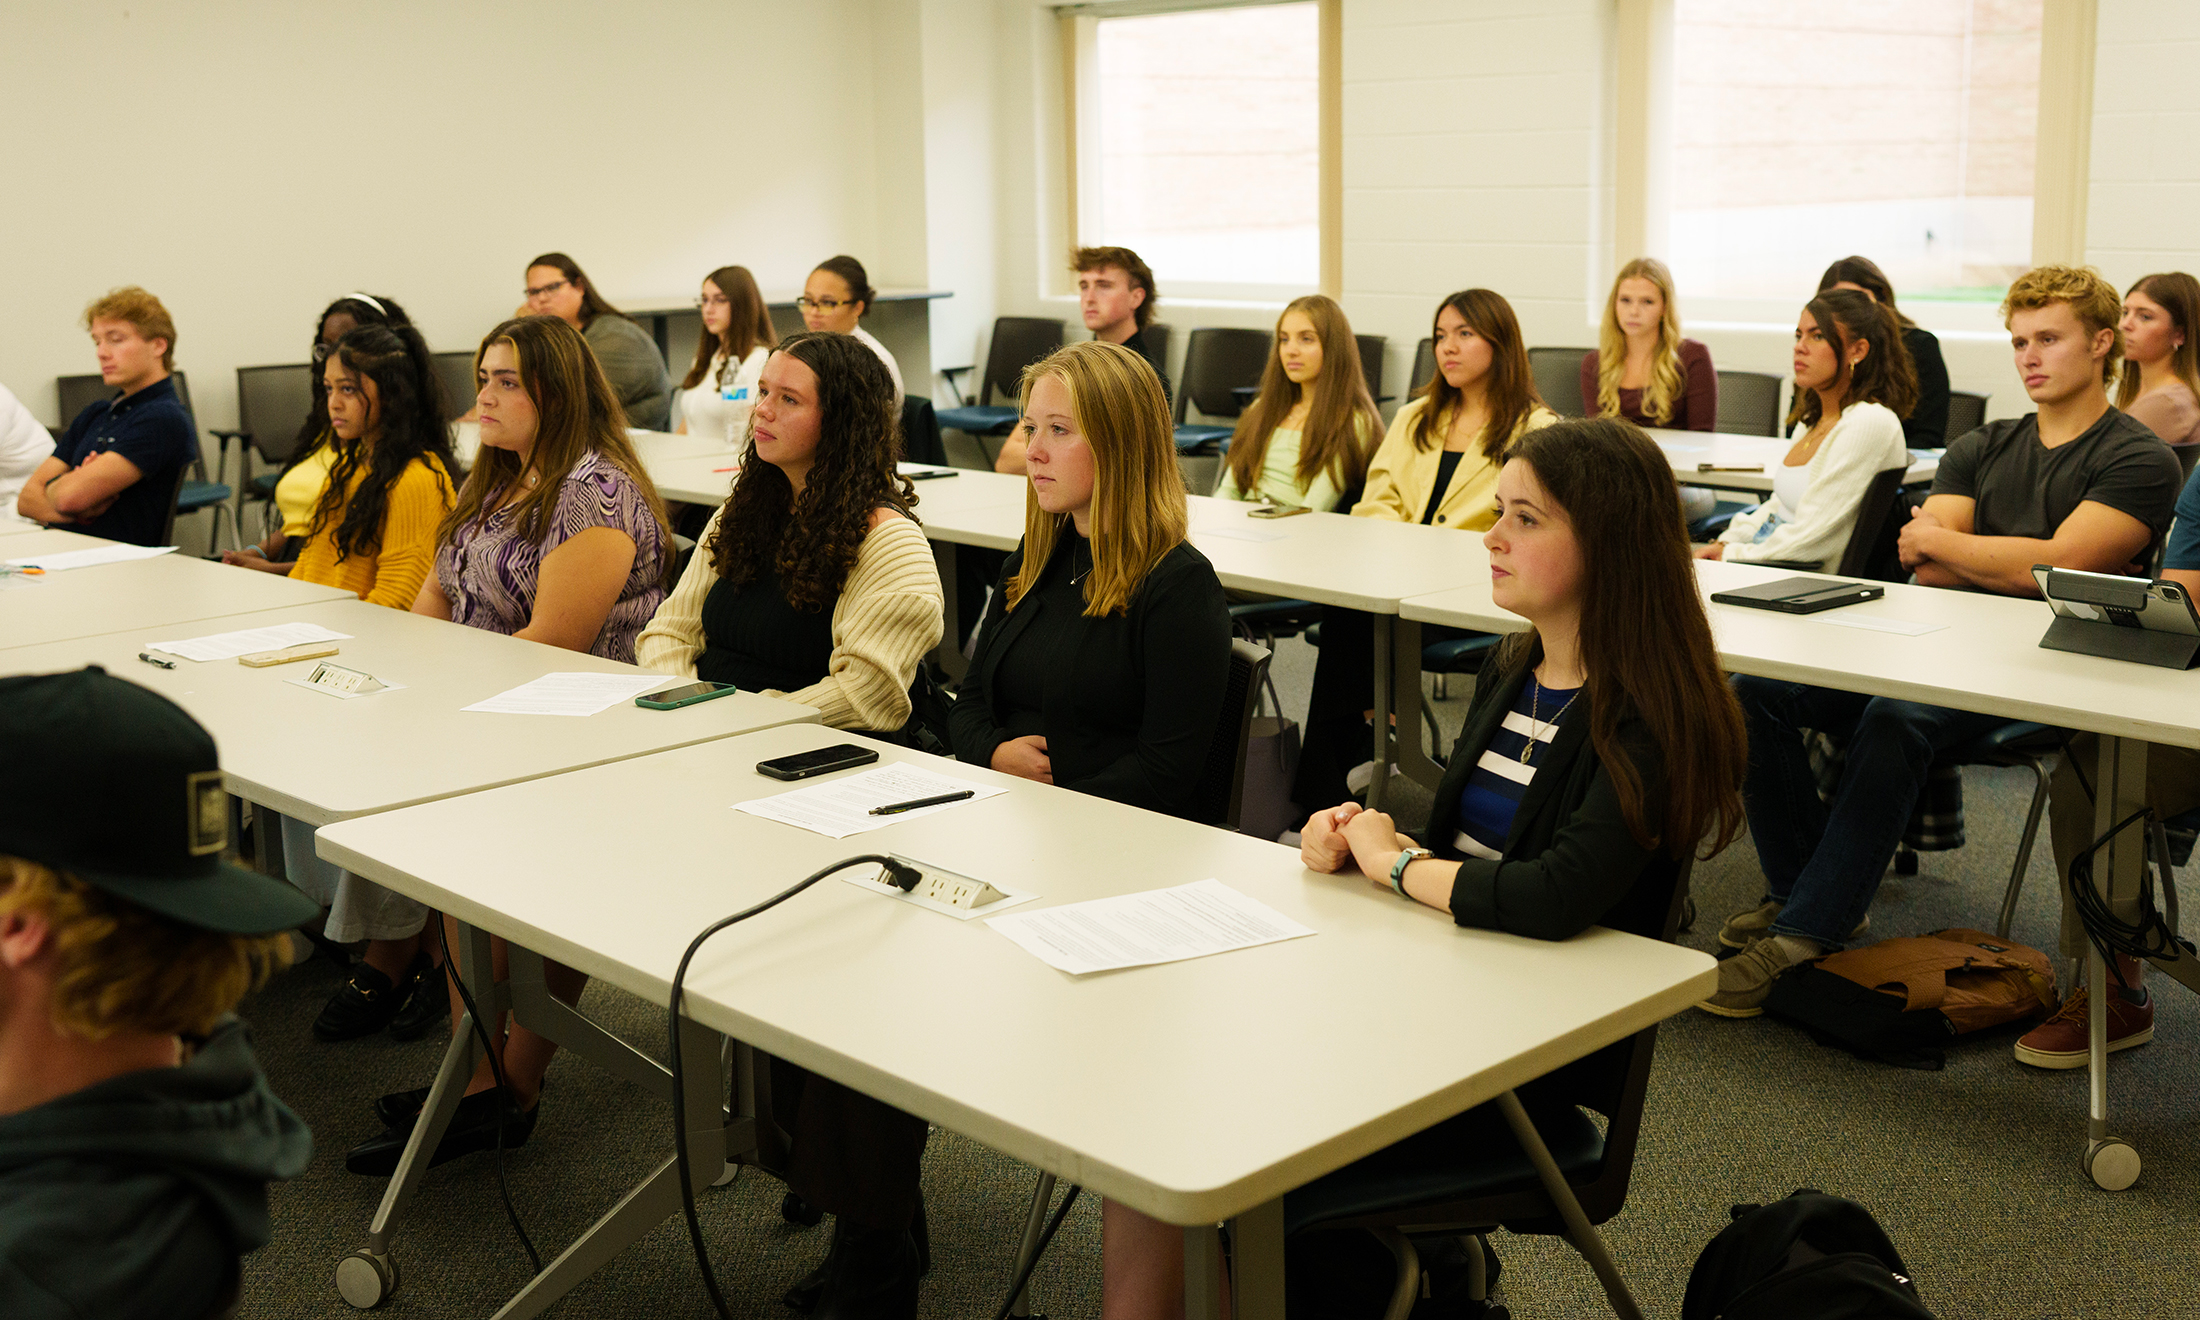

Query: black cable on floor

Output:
[433, 913, 542, 1274]
[991, 1183, 1082, 1320]
[668, 854, 919, 1320]
[2070, 806, 2197, 997]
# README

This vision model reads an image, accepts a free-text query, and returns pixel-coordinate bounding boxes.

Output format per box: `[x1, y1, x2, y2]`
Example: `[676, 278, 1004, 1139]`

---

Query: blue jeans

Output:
[1735, 676, 2007, 947]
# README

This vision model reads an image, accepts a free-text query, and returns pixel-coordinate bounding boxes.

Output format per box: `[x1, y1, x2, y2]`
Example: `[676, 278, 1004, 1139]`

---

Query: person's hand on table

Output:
[1692, 542, 1725, 560]
[990, 735, 1053, 785]
[1299, 802, 1362, 872]
[1339, 808, 1417, 885]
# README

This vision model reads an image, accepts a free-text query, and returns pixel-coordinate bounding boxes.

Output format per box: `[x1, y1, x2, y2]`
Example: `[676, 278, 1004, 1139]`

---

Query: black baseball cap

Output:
[0, 667, 320, 935]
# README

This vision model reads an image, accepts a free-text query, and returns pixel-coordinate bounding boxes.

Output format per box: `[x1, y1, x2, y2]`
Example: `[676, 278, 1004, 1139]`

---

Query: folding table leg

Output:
[2083, 735, 2147, 1192]
[1183, 1224, 1229, 1320]
[1231, 1198, 1286, 1319]
[1495, 1090, 1643, 1320]
[1388, 616, 1445, 794]
[1005, 1170, 1056, 1317]
[1369, 613, 1395, 812]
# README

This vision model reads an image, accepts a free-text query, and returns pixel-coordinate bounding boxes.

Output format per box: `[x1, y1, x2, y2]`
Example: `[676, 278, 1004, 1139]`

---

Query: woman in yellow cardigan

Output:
[1294, 288, 1556, 811]
[246, 321, 459, 1044]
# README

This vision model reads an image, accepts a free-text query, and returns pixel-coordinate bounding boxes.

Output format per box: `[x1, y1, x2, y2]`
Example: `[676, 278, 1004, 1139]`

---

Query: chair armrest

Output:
[938, 365, 976, 408]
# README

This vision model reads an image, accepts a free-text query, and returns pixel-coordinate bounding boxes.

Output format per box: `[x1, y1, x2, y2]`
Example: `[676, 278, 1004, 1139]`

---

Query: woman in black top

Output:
[1819, 256, 1950, 448]
[950, 339, 1231, 818]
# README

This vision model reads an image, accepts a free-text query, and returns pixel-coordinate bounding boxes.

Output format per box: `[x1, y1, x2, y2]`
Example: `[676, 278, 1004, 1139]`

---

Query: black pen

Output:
[137, 652, 175, 670]
[868, 789, 976, 816]
[907, 469, 959, 480]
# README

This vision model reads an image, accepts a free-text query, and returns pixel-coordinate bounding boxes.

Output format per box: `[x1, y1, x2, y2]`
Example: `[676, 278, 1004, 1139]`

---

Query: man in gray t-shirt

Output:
[1705, 266, 2185, 1018]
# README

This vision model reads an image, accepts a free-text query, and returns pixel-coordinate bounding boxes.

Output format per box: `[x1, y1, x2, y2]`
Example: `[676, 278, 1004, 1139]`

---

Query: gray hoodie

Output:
[0, 1017, 312, 1319]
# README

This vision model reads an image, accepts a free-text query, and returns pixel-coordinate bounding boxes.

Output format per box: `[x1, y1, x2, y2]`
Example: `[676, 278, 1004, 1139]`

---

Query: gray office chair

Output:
[1714, 370, 1784, 437]
[938, 317, 1065, 437]
[1410, 338, 1436, 397]
[1189, 638, 1273, 831]
[1173, 328, 1272, 451]
[210, 363, 315, 540]
[1528, 347, 1593, 418]
[1943, 390, 1987, 444]
[1356, 333, 1390, 404]
[430, 351, 477, 422]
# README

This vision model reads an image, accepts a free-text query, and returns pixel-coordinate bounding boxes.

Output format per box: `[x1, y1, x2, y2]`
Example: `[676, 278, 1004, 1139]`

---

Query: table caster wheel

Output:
[2086, 1138, 2141, 1191]
[782, 1191, 824, 1225]
[335, 1249, 398, 1308]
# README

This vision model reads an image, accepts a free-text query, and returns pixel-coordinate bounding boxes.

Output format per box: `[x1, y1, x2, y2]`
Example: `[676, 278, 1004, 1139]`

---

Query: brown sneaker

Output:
[1717, 901, 1869, 951]
[1698, 937, 1811, 1018]
[2013, 984, 2154, 1070]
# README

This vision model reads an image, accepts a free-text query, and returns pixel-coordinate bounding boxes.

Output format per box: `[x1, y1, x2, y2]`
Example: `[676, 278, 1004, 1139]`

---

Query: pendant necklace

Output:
[1521, 676, 1580, 763]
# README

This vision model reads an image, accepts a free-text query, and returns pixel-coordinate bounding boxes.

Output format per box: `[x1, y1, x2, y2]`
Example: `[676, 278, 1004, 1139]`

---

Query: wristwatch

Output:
[1389, 848, 1433, 896]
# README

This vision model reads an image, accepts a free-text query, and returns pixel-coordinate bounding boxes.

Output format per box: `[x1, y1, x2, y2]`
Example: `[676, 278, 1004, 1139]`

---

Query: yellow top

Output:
[290, 456, 455, 609]
[274, 440, 337, 539]
[1352, 397, 1558, 531]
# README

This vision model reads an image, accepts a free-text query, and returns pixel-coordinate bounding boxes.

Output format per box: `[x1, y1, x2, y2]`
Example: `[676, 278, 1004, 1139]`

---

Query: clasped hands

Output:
[1299, 802, 1417, 890]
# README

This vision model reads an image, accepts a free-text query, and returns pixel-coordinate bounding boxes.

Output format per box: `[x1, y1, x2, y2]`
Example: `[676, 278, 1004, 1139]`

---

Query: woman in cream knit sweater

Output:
[636, 331, 940, 732]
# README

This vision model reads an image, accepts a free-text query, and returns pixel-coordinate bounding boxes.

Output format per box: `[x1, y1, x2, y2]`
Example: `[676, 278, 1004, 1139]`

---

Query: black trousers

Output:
[773, 1057, 929, 1231]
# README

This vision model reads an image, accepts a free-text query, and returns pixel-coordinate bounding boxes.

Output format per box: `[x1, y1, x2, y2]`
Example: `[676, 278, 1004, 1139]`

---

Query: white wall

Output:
[2085, 0, 2200, 289]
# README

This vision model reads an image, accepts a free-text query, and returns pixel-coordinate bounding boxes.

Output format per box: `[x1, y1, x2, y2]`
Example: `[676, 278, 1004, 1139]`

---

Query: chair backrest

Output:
[978, 318, 1065, 408]
[1409, 338, 1436, 397]
[1354, 334, 1386, 399]
[1839, 465, 1914, 581]
[236, 363, 316, 466]
[1528, 346, 1592, 418]
[2176, 442, 2200, 485]
[1173, 328, 1272, 424]
[900, 395, 946, 467]
[158, 461, 191, 546]
[1137, 322, 1172, 388]
[1187, 639, 1272, 830]
[431, 351, 477, 422]
[1714, 369, 1784, 437]
[1944, 389, 1988, 443]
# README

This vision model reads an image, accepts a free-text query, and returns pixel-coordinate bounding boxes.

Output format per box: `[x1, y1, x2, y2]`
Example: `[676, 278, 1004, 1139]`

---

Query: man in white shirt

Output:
[0, 384, 56, 526]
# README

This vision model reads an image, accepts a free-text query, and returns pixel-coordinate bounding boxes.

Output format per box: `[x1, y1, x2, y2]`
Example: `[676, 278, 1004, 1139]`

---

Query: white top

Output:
[1771, 456, 1811, 518]
[851, 326, 905, 411]
[1717, 401, 1910, 571]
[675, 345, 770, 453]
[0, 383, 56, 527]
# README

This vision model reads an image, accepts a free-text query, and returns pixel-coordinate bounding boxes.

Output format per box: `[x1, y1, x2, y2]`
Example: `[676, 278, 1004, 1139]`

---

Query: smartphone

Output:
[907, 468, 959, 481]
[1246, 503, 1312, 519]
[756, 743, 881, 781]
[636, 680, 739, 710]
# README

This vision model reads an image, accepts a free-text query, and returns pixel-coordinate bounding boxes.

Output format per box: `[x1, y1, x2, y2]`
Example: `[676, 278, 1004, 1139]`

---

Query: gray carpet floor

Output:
[233, 635, 2200, 1317]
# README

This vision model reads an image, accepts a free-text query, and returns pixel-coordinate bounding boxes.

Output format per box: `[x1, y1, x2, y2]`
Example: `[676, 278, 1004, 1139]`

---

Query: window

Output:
[1080, 2, 1320, 298]
[1665, 0, 2043, 326]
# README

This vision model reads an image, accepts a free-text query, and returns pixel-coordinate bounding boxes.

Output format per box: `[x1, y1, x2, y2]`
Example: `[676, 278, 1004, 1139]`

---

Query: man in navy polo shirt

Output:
[14, 287, 197, 546]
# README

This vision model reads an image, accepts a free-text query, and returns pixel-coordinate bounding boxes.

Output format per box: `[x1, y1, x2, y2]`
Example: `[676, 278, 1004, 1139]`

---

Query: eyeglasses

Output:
[694, 293, 730, 309]
[797, 296, 856, 312]
[523, 278, 571, 300]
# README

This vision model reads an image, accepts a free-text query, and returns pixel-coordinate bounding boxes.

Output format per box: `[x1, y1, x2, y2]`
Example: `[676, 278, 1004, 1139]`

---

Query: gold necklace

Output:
[1520, 676, 1580, 763]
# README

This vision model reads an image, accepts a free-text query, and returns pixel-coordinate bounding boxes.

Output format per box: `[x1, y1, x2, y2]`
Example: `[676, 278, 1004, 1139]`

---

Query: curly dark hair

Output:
[293, 293, 415, 457]
[705, 331, 917, 612]
[309, 322, 457, 562]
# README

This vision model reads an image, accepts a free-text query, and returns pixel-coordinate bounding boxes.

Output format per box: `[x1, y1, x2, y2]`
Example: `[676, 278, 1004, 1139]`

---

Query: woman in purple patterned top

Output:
[412, 315, 671, 661]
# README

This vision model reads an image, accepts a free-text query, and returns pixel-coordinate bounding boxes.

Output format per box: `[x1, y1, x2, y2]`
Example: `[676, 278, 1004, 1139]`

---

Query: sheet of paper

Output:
[144, 620, 354, 663]
[461, 671, 674, 716]
[1199, 523, 1287, 543]
[1813, 614, 1946, 637]
[734, 764, 1007, 838]
[986, 878, 1315, 975]
[4, 544, 176, 572]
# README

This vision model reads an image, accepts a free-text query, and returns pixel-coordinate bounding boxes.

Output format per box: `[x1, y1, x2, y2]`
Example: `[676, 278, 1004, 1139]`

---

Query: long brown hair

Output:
[1410, 289, 1542, 460]
[1225, 295, 1378, 502]
[439, 316, 672, 581]
[1498, 418, 1746, 859]
[1594, 258, 1687, 424]
[1005, 341, 1186, 618]
[681, 265, 778, 391]
[2117, 272, 2200, 409]
[1785, 289, 1919, 430]
[1817, 255, 1916, 330]
[704, 332, 917, 611]
[526, 252, 629, 328]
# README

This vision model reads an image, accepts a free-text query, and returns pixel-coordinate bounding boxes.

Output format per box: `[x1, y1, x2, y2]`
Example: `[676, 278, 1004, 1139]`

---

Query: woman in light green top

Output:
[1214, 294, 1380, 510]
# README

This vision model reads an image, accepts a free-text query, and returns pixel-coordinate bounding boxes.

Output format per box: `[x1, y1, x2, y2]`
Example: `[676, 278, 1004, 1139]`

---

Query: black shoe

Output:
[813, 1221, 920, 1320]
[784, 1195, 927, 1313]
[386, 960, 449, 1042]
[312, 960, 419, 1042]
[372, 1085, 435, 1131]
[344, 1087, 539, 1177]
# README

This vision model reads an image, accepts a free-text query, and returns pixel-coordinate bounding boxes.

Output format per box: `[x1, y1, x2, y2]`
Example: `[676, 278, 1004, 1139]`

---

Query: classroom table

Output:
[0, 518, 53, 539]
[1399, 555, 2200, 1190]
[317, 721, 1717, 1319]
[0, 534, 359, 650]
[1642, 427, 1939, 494]
[0, 596, 819, 826]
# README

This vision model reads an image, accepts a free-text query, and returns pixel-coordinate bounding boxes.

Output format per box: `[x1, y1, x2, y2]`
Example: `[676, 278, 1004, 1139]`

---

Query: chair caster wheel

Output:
[2086, 1137, 2141, 1191]
[334, 1249, 398, 1308]
[782, 1191, 825, 1225]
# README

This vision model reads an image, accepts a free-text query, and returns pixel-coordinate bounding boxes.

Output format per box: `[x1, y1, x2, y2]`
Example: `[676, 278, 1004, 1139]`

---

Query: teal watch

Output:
[1389, 848, 1433, 896]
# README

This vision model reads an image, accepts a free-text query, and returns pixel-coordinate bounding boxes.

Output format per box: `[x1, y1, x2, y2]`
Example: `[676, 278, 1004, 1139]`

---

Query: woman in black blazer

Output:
[950, 339, 1230, 820]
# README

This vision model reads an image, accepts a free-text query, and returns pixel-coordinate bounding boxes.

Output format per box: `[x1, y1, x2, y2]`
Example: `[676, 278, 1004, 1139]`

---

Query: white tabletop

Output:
[317, 722, 1716, 1224]
[1399, 555, 2200, 751]
[0, 535, 359, 650]
[0, 518, 52, 540]
[0, 597, 821, 824]
[1643, 427, 1938, 494]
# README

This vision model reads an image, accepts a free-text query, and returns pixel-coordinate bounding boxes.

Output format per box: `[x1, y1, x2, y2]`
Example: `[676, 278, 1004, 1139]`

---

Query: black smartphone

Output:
[635, 680, 739, 710]
[756, 743, 881, 781]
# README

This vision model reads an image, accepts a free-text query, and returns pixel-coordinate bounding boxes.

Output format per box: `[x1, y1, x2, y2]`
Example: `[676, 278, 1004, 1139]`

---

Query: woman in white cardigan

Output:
[1699, 288, 1916, 571]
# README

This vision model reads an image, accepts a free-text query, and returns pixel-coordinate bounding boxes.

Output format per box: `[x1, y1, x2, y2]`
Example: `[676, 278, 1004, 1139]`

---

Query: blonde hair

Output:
[83, 285, 178, 371]
[2003, 265, 2125, 386]
[1595, 258, 1686, 425]
[0, 857, 290, 1041]
[1005, 341, 1186, 617]
[1225, 295, 1379, 503]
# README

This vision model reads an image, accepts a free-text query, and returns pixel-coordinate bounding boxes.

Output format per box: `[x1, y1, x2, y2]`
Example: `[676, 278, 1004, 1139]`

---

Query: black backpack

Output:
[1682, 1190, 1934, 1320]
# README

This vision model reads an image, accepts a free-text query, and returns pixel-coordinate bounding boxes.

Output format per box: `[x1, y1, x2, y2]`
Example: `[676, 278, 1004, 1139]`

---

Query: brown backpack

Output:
[1763, 928, 2058, 1069]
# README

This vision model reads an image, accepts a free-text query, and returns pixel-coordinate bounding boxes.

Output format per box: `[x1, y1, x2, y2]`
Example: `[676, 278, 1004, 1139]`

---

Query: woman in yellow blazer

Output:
[1294, 288, 1555, 811]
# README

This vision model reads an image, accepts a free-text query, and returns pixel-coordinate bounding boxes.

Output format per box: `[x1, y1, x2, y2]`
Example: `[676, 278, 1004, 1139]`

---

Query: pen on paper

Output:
[869, 790, 976, 816]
